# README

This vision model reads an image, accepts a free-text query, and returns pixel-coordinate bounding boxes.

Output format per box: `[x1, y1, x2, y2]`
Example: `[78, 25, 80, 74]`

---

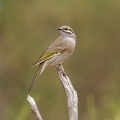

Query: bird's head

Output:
[57, 25, 76, 39]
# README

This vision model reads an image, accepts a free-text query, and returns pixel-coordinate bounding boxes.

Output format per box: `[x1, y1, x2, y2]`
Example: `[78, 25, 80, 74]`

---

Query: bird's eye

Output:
[64, 28, 68, 31]
[63, 28, 72, 34]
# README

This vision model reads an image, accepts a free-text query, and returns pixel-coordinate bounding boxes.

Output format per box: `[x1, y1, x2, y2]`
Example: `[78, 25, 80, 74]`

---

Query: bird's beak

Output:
[57, 28, 62, 31]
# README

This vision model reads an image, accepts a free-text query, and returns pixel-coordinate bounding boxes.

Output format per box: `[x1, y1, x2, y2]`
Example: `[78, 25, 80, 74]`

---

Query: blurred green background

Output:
[0, 0, 120, 120]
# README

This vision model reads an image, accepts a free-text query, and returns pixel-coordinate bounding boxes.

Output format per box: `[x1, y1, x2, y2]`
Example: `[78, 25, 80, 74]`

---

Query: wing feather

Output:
[32, 37, 67, 67]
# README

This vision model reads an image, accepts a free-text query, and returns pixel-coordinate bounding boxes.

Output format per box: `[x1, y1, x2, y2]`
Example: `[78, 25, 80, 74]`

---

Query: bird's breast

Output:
[64, 37, 76, 54]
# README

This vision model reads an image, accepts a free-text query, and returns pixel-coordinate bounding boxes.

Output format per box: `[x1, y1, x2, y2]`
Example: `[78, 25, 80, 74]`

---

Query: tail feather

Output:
[28, 63, 44, 94]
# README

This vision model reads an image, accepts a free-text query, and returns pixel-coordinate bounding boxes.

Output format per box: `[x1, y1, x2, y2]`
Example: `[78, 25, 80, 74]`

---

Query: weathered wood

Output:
[56, 64, 78, 120]
[27, 95, 43, 120]
[27, 64, 78, 120]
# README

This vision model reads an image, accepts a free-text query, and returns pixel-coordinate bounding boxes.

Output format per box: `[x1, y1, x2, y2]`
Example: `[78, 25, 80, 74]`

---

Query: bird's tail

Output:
[28, 62, 45, 94]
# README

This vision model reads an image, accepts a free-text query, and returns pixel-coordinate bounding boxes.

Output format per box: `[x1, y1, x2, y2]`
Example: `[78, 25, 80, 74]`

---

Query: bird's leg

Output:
[56, 64, 67, 77]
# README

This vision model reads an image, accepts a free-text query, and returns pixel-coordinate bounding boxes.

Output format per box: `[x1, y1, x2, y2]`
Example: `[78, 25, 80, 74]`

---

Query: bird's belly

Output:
[47, 52, 70, 66]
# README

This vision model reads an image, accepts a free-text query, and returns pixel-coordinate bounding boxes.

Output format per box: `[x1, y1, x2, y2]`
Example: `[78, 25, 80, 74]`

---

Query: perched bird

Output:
[28, 25, 76, 94]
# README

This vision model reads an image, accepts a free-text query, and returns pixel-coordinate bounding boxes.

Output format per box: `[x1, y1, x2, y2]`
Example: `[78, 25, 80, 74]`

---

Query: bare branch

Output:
[27, 95, 43, 120]
[27, 64, 78, 120]
[56, 64, 78, 120]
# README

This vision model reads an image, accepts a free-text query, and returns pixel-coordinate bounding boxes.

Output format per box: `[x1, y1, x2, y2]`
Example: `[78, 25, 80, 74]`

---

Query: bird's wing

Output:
[32, 37, 66, 67]
[32, 51, 58, 67]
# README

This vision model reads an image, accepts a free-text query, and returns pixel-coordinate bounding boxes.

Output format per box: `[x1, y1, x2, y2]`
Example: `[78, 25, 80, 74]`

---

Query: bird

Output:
[28, 25, 76, 94]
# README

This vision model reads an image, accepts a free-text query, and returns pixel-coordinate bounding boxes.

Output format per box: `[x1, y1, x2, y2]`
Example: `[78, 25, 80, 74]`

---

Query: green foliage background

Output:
[0, 0, 120, 120]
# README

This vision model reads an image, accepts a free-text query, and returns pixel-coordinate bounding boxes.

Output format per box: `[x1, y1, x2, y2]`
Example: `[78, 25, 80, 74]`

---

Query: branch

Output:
[56, 64, 78, 120]
[27, 64, 78, 120]
[27, 95, 43, 120]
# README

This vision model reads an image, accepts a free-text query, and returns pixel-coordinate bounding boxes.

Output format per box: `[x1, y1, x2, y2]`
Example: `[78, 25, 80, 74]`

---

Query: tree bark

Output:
[56, 64, 78, 120]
